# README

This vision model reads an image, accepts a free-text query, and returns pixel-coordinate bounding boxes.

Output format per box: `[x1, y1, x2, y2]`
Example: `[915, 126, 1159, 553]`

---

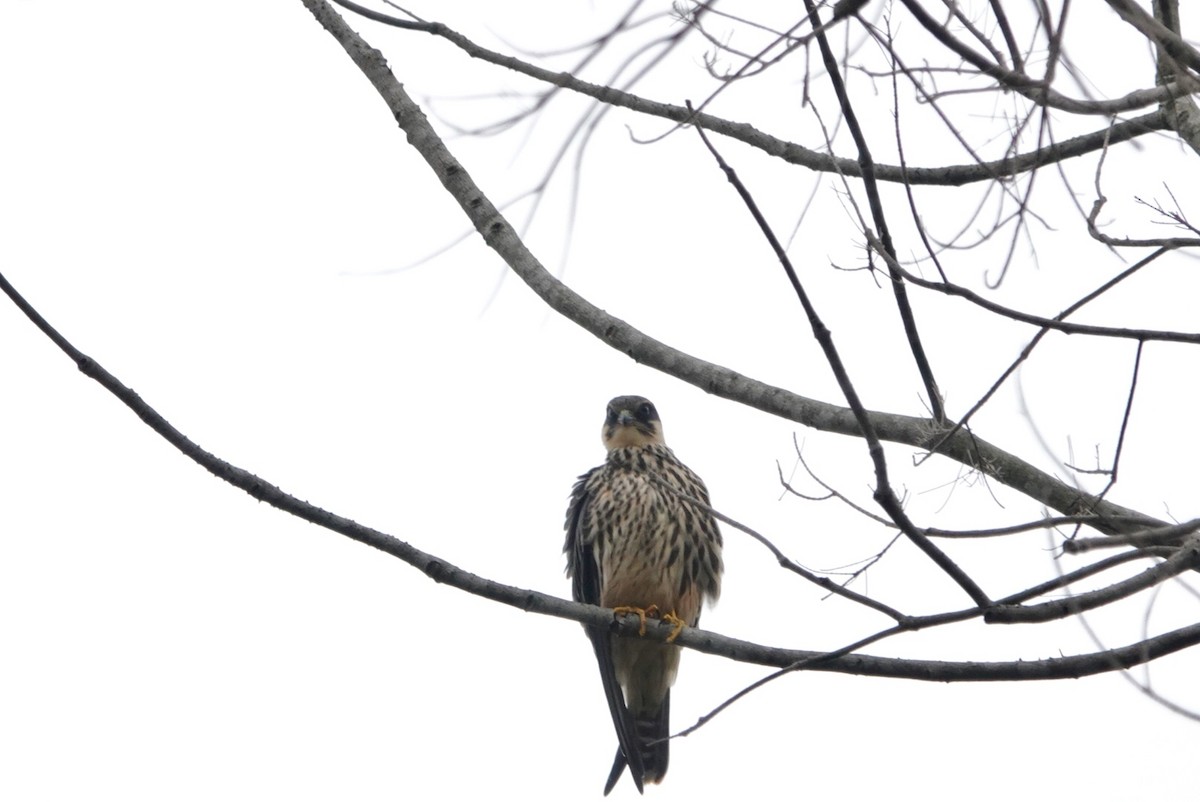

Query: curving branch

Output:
[3, 257, 1199, 682]
[303, 0, 1164, 540]
[688, 100, 986, 606]
[1107, 0, 1200, 76]
[899, 0, 1197, 114]
[803, 0, 945, 424]
[1150, 0, 1200, 154]
[4, 3, 1199, 729]
[326, 0, 1172, 187]
[986, 537, 1200, 624]
[892, 252, 1200, 343]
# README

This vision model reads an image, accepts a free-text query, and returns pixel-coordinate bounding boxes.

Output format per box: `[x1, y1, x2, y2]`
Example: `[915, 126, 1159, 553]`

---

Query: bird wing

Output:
[565, 470, 647, 795]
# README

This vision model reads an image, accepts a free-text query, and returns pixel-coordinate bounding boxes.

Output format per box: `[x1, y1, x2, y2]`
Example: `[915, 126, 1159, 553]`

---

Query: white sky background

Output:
[3, 1, 1199, 800]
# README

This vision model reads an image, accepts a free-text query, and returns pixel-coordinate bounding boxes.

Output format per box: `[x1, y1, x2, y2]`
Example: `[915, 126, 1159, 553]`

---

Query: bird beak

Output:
[617, 410, 634, 427]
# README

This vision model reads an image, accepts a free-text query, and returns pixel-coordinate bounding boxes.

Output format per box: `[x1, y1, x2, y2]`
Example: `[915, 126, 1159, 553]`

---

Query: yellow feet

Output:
[611, 605, 686, 641]
[612, 604, 657, 636]
[662, 610, 687, 643]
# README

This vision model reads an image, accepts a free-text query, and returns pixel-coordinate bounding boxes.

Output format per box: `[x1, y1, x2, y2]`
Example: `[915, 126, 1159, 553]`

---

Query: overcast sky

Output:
[3, 2, 1199, 800]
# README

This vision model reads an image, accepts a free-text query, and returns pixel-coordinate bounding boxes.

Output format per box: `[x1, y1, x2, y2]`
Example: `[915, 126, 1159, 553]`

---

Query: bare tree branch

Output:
[803, 0, 946, 423]
[688, 98, 987, 606]
[987, 537, 1200, 624]
[327, 0, 1172, 186]
[1065, 519, 1200, 554]
[302, 0, 1166, 549]
[7, 257, 1196, 682]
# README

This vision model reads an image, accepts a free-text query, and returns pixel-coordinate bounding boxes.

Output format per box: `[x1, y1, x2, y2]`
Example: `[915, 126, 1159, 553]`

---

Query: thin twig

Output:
[687, 100, 991, 608]
[802, 0, 945, 423]
[647, 475, 908, 622]
[326, 0, 1169, 185]
[986, 537, 1200, 623]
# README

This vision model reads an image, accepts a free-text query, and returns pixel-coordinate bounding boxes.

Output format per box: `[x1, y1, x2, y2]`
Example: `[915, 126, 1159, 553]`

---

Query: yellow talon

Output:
[614, 605, 652, 633]
[611, 605, 686, 641]
[614, 605, 662, 633]
[662, 610, 687, 643]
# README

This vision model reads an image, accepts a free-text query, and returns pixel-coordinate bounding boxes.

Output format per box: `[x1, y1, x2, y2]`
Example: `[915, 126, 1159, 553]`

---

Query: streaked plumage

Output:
[564, 396, 723, 794]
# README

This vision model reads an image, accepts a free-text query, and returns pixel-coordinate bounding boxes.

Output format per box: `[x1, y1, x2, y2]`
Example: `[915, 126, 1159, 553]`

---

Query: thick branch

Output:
[0, 1, 1195, 689]
[1152, 0, 1200, 154]
[1065, 518, 1200, 554]
[7, 259, 1197, 682]
[1107, 0, 1200, 76]
[301, 0, 1162, 538]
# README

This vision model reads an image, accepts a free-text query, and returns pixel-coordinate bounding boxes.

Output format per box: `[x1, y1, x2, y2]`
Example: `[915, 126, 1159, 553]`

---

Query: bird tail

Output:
[603, 692, 670, 795]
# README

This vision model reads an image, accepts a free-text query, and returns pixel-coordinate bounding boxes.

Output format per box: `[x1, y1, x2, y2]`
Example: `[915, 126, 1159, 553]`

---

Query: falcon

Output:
[564, 396, 723, 794]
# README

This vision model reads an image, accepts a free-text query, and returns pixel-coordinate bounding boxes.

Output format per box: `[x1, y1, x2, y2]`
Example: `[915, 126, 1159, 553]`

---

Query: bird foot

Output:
[612, 604, 660, 636]
[662, 610, 687, 643]
[612, 605, 686, 640]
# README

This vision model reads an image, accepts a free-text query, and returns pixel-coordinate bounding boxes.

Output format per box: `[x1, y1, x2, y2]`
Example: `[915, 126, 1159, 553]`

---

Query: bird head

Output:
[601, 395, 665, 450]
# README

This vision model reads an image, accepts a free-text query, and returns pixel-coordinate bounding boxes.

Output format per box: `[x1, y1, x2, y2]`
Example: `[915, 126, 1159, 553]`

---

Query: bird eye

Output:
[606, 408, 617, 424]
[638, 403, 654, 420]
